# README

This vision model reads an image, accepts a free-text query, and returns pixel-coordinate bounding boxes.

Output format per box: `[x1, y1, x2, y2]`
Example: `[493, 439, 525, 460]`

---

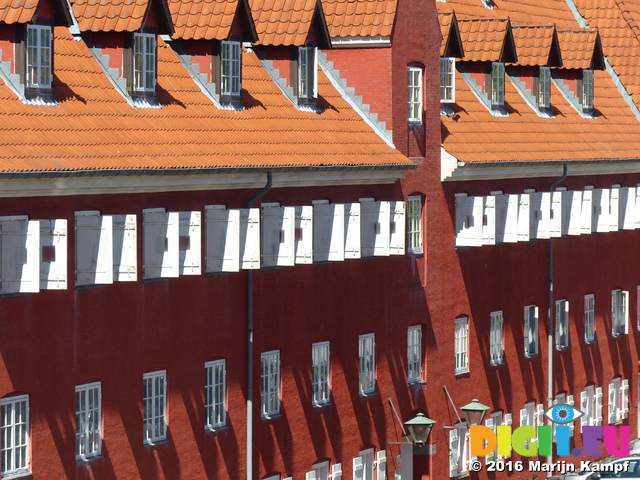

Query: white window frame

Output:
[311, 342, 330, 406]
[407, 196, 423, 254]
[584, 294, 595, 343]
[298, 46, 317, 99]
[524, 305, 538, 358]
[311, 460, 329, 480]
[440, 57, 455, 103]
[491, 62, 505, 107]
[538, 66, 551, 108]
[449, 424, 469, 477]
[358, 334, 376, 395]
[582, 69, 594, 110]
[454, 316, 469, 374]
[133, 32, 156, 93]
[612, 289, 629, 337]
[75, 382, 102, 460]
[26, 24, 52, 89]
[637, 286, 640, 331]
[354, 448, 375, 480]
[0, 395, 29, 478]
[555, 299, 569, 351]
[261, 350, 281, 418]
[485, 411, 503, 462]
[205, 360, 226, 430]
[580, 385, 595, 428]
[407, 66, 423, 122]
[608, 377, 629, 425]
[407, 325, 423, 384]
[143, 370, 167, 445]
[221, 40, 241, 96]
[489, 311, 504, 366]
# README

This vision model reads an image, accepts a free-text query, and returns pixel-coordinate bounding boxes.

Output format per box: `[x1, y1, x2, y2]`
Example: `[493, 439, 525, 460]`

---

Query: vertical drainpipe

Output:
[547, 163, 568, 467]
[246, 172, 273, 480]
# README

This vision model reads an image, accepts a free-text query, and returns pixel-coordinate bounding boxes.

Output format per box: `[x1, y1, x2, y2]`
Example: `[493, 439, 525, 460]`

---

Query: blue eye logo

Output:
[544, 404, 585, 424]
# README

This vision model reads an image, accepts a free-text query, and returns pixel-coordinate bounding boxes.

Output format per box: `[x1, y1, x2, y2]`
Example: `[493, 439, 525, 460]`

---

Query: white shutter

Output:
[595, 387, 604, 425]
[581, 391, 589, 427]
[495, 194, 518, 243]
[529, 192, 545, 240]
[635, 185, 640, 229]
[608, 382, 616, 424]
[376, 450, 387, 480]
[581, 188, 593, 234]
[261, 205, 295, 267]
[520, 407, 528, 426]
[306, 471, 317, 480]
[112, 214, 137, 281]
[610, 187, 620, 231]
[178, 211, 201, 275]
[75, 211, 113, 285]
[482, 195, 496, 245]
[562, 190, 582, 236]
[555, 301, 561, 348]
[0, 217, 40, 293]
[504, 413, 512, 426]
[143, 208, 179, 279]
[449, 429, 459, 477]
[39, 218, 67, 290]
[549, 191, 562, 237]
[535, 404, 544, 427]
[455, 194, 482, 247]
[295, 205, 313, 264]
[620, 186, 636, 230]
[567, 395, 575, 435]
[360, 201, 390, 256]
[523, 306, 530, 355]
[353, 457, 364, 480]
[314, 203, 345, 262]
[623, 290, 629, 334]
[332, 463, 343, 480]
[343, 203, 361, 259]
[389, 202, 405, 255]
[591, 188, 610, 233]
[240, 208, 260, 269]
[517, 194, 530, 241]
[205, 205, 240, 273]
[622, 379, 630, 419]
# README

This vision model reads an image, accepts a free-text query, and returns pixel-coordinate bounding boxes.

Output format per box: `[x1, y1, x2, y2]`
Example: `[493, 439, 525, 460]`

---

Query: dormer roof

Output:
[71, 0, 173, 33]
[457, 17, 517, 63]
[320, 0, 396, 39]
[168, 0, 257, 41]
[510, 24, 562, 67]
[248, 0, 329, 47]
[556, 28, 605, 70]
[439, 11, 464, 58]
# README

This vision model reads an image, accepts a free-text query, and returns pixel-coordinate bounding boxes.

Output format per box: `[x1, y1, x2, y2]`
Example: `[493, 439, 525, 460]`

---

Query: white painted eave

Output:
[330, 35, 391, 48]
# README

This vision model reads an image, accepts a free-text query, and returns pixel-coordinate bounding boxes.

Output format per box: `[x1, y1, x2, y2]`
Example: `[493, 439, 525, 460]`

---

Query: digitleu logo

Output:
[470, 404, 630, 458]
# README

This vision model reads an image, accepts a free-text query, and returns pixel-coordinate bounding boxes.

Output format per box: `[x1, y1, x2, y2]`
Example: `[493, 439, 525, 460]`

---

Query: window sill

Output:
[407, 248, 423, 257]
[312, 402, 332, 409]
[359, 391, 378, 399]
[205, 425, 228, 433]
[77, 454, 103, 463]
[143, 438, 169, 447]
[454, 369, 470, 376]
[1, 471, 32, 480]
[261, 413, 282, 421]
[409, 380, 427, 386]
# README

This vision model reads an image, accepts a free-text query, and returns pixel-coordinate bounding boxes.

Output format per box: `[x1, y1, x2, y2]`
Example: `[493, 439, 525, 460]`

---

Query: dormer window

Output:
[26, 25, 52, 91]
[133, 33, 156, 93]
[221, 40, 241, 98]
[407, 66, 422, 122]
[297, 46, 317, 102]
[490, 62, 505, 107]
[440, 58, 455, 103]
[582, 69, 594, 111]
[538, 66, 551, 108]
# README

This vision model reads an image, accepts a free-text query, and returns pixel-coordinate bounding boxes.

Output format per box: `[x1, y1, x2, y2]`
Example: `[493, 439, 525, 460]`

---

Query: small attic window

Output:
[296, 46, 317, 104]
[132, 33, 156, 94]
[538, 66, 551, 109]
[581, 69, 594, 111]
[490, 62, 505, 107]
[440, 57, 455, 103]
[221, 40, 242, 98]
[25, 25, 53, 92]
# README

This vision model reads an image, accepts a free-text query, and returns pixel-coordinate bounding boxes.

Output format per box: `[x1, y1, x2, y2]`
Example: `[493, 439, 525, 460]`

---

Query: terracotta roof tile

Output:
[168, 0, 238, 40]
[71, 0, 149, 32]
[321, 0, 396, 38]
[457, 18, 510, 62]
[0, 26, 409, 173]
[556, 28, 599, 69]
[511, 24, 555, 66]
[0, 0, 38, 24]
[249, 0, 316, 46]
[439, 11, 453, 56]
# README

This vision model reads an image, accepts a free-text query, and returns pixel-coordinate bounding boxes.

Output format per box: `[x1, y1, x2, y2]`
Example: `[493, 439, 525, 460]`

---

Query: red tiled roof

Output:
[439, 11, 453, 56]
[168, 0, 238, 40]
[0, 27, 410, 172]
[71, 0, 149, 32]
[321, 0, 396, 38]
[0, 0, 38, 24]
[511, 24, 556, 66]
[556, 28, 599, 69]
[248, 0, 317, 46]
[457, 18, 510, 62]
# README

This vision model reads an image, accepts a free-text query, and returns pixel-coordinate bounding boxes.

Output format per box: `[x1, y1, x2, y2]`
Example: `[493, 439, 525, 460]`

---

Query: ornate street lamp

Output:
[404, 413, 436, 445]
[461, 398, 490, 426]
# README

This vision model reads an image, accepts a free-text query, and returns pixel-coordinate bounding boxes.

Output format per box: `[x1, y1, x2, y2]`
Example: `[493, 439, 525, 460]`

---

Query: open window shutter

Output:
[580, 391, 589, 427]
[622, 379, 630, 419]
[76, 211, 113, 286]
[370, 201, 390, 256]
[0, 217, 40, 294]
[178, 211, 201, 275]
[495, 194, 518, 243]
[449, 429, 459, 477]
[262, 205, 295, 267]
[482, 195, 496, 245]
[555, 301, 561, 348]
[635, 185, 640, 229]
[566, 395, 575, 435]
[612, 290, 619, 335]
[529, 192, 543, 240]
[620, 186, 636, 230]
[205, 205, 240, 273]
[376, 450, 387, 480]
[455, 195, 482, 247]
[240, 208, 260, 269]
[523, 307, 530, 355]
[562, 190, 582, 236]
[595, 387, 603, 425]
[581, 188, 593, 234]
[353, 457, 364, 480]
[294, 205, 313, 264]
[517, 194, 530, 241]
[332, 463, 342, 480]
[610, 187, 620, 231]
[343, 203, 361, 259]
[549, 191, 562, 237]
[143, 208, 179, 279]
[389, 202, 405, 255]
[306, 471, 316, 480]
[39, 219, 67, 290]
[520, 408, 528, 426]
[535, 404, 544, 427]
[313, 203, 345, 262]
[593, 189, 611, 233]
[623, 290, 629, 334]
[608, 382, 616, 424]
[112, 214, 137, 281]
